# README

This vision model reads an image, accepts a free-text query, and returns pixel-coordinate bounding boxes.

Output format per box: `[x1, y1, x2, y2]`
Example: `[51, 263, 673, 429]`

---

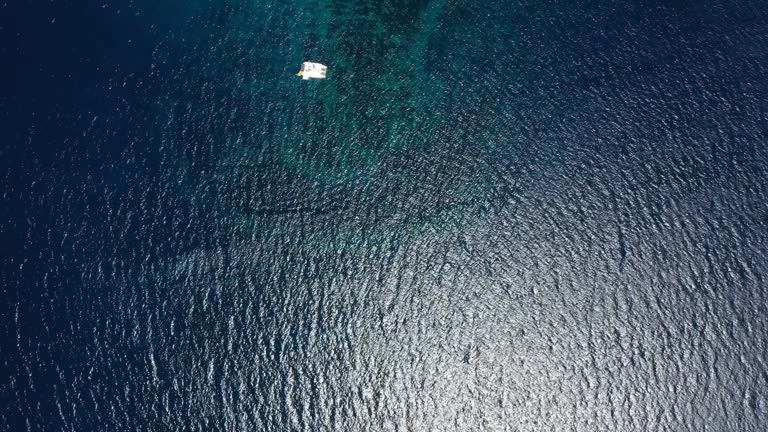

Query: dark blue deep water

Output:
[3, 1, 768, 430]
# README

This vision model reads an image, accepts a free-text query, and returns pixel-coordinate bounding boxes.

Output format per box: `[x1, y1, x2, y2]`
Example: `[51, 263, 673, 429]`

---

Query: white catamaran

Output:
[297, 62, 327, 80]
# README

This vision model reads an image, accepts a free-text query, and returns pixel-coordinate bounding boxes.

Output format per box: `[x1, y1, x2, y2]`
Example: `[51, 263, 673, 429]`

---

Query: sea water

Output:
[2, 1, 768, 430]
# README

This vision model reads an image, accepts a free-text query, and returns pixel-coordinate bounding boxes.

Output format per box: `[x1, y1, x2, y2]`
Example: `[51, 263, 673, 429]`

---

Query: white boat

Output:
[297, 62, 327, 80]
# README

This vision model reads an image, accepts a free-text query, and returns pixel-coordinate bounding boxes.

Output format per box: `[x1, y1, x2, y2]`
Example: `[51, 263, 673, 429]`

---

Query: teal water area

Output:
[3, 1, 768, 431]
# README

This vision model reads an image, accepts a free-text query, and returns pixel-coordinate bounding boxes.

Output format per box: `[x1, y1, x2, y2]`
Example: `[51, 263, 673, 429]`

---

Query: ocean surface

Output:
[2, 0, 768, 430]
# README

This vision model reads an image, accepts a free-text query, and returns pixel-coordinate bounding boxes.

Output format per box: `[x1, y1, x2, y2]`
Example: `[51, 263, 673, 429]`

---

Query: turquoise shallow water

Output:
[3, 1, 768, 430]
